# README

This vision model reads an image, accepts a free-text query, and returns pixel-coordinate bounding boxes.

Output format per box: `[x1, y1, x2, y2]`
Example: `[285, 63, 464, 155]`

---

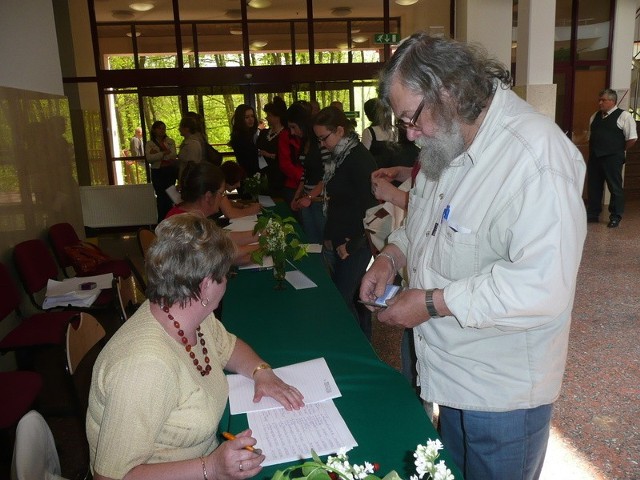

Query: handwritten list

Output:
[247, 401, 357, 466]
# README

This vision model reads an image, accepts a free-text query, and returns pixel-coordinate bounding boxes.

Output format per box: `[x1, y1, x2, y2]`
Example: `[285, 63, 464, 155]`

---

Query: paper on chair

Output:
[43, 273, 113, 309]
[248, 400, 357, 467]
[228, 357, 341, 414]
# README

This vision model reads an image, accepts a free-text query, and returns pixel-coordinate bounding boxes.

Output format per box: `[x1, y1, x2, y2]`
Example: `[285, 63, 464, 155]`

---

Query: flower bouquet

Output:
[271, 441, 454, 480]
[251, 213, 307, 289]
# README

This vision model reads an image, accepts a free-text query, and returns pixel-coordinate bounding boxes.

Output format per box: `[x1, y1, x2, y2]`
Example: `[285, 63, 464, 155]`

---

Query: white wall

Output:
[0, 0, 63, 95]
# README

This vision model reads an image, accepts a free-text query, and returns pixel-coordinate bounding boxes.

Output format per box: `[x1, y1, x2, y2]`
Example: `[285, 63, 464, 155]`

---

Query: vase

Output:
[272, 256, 287, 290]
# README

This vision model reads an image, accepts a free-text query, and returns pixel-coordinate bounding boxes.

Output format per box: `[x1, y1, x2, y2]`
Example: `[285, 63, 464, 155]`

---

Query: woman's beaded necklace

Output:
[266, 126, 283, 142]
[162, 305, 211, 376]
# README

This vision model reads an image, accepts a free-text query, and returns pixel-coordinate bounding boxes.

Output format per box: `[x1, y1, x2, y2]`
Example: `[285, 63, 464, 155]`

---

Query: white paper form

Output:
[248, 400, 357, 466]
[285, 270, 317, 290]
[228, 357, 341, 414]
[258, 195, 276, 207]
[225, 215, 258, 232]
[302, 243, 323, 254]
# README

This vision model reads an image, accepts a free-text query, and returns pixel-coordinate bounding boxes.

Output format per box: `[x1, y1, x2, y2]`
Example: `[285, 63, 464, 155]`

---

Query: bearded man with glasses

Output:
[360, 33, 587, 480]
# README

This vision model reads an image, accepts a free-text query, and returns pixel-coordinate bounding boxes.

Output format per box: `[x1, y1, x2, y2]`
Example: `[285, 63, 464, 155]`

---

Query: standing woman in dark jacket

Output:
[256, 97, 287, 198]
[289, 104, 329, 245]
[229, 104, 260, 181]
[145, 120, 178, 223]
[313, 106, 378, 339]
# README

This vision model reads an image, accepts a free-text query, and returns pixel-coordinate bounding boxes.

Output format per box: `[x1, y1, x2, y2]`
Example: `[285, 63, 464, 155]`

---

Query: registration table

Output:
[221, 247, 463, 479]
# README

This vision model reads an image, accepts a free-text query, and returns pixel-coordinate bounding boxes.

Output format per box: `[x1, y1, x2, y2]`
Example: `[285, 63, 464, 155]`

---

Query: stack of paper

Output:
[227, 358, 357, 466]
[43, 273, 113, 309]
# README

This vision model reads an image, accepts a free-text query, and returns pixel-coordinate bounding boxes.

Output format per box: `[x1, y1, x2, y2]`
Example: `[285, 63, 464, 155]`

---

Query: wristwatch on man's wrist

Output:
[425, 289, 442, 318]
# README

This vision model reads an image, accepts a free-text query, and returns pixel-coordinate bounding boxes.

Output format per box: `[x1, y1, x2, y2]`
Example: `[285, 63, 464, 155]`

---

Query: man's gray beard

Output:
[415, 121, 465, 181]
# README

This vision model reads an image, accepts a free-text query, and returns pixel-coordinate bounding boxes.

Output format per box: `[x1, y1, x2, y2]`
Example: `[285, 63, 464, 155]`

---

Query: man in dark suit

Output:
[587, 88, 637, 228]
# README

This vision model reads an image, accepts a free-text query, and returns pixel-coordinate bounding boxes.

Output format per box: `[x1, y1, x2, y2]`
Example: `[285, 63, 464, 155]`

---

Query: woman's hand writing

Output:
[208, 429, 265, 480]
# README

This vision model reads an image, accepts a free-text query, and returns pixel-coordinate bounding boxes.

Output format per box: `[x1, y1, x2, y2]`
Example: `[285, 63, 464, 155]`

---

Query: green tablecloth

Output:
[221, 249, 463, 479]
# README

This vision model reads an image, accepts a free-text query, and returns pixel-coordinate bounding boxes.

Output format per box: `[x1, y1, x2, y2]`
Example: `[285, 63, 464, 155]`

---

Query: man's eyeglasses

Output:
[317, 131, 334, 143]
[395, 98, 426, 130]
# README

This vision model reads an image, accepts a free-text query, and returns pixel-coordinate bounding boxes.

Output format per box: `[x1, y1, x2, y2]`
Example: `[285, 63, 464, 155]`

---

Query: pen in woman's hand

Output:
[222, 431, 263, 455]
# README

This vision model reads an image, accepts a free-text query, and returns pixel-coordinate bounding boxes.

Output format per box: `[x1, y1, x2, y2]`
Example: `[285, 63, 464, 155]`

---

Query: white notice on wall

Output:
[247, 400, 357, 466]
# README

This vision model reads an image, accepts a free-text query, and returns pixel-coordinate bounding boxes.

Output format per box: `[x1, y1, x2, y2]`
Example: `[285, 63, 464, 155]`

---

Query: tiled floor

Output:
[3, 201, 639, 479]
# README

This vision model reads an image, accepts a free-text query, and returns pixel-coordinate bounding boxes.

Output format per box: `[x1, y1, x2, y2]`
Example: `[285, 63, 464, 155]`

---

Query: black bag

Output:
[204, 143, 223, 166]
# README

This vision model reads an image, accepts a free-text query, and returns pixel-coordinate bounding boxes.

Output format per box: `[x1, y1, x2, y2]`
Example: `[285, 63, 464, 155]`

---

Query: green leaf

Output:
[271, 470, 285, 480]
[307, 468, 332, 480]
[293, 248, 307, 260]
[363, 475, 383, 480]
[381, 471, 402, 480]
[311, 450, 323, 464]
[251, 249, 265, 265]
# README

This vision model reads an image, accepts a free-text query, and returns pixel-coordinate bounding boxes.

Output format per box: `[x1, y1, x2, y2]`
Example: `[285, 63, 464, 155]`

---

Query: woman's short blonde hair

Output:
[145, 212, 236, 308]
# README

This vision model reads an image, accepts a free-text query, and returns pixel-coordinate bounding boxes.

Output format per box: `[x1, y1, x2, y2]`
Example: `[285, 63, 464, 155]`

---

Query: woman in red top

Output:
[277, 102, 307, 207]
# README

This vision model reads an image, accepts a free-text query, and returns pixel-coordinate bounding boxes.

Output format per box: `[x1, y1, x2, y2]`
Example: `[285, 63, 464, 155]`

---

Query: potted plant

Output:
[251, 213, 307, 289]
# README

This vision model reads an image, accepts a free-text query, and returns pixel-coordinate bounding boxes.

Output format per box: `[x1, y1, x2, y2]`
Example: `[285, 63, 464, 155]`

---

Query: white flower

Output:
[412, 439, 451, 480]
[431, 461, 454, 480]
[325, 451, 375, 480]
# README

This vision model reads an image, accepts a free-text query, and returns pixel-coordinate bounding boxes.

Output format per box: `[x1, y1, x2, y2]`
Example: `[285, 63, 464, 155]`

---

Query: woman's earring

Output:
[201, 297, 210, 307]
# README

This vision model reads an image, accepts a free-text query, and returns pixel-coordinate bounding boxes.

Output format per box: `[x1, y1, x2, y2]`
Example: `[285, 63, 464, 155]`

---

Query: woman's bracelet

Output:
[377, 252, 397, 273]
[252, 362, 272, 378]
[200, 456, 209, 480]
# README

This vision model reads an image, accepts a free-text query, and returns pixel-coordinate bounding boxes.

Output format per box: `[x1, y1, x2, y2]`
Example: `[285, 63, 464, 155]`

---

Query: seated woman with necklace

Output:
[87, 213, 304, 480]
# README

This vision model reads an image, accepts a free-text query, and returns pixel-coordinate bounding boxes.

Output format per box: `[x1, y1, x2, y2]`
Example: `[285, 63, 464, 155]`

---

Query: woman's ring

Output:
[239, 462, 244, 471]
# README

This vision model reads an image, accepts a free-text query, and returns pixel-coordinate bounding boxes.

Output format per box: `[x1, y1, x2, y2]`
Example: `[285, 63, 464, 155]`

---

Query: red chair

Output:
[0, 262, 78, 354]
[48, 222, 131, 279]
[0, 372, 43, 430]
[13, 239, 113, 310]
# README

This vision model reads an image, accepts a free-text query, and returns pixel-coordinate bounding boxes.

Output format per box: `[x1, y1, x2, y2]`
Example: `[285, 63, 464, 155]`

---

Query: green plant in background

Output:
[243, 172, 268, 198]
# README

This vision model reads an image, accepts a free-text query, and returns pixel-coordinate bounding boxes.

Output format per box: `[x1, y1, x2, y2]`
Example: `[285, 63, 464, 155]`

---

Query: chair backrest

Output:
[48, 222, 81, 270]
[0, 263, 21, 320]
[13, 239, 59, 296]
[11, 410, 69, 480]
[137, 227, 156, 259]
[66, 313, 105, 419]
[114, 276, 129, 323]
[66, 312, 105, 376]
[125, 256, 147, 295]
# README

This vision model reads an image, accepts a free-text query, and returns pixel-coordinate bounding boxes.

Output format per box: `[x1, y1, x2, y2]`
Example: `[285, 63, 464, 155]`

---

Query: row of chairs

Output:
[0, 223, 136, 437]
[9, 312, 105, 480]
[2, 224, 156, 479]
